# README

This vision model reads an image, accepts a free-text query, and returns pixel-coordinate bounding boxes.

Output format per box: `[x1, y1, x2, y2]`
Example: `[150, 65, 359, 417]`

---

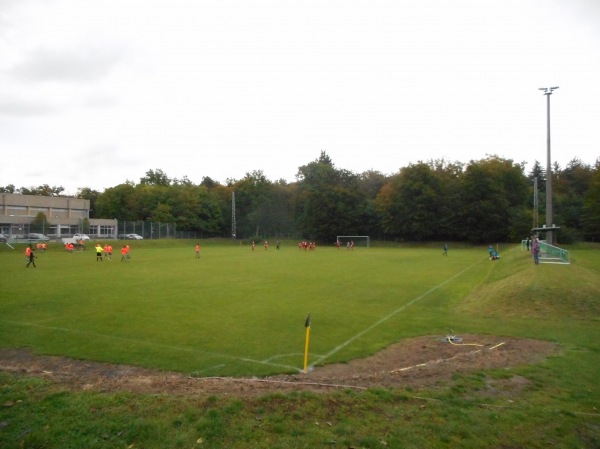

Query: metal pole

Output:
[545, 92, 553, 244]
[539, 86, 558, 244]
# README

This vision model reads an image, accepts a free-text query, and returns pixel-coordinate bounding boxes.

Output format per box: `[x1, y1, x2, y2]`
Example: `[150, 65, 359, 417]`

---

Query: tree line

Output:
[3, 151, 599, 243]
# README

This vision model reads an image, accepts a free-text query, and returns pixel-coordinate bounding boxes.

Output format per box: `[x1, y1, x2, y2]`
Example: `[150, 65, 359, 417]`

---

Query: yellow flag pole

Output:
[303, 313, 311, 373]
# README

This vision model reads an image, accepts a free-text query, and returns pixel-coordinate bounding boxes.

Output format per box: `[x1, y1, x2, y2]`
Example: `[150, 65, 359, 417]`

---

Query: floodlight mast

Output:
[539, 86, 558, 244]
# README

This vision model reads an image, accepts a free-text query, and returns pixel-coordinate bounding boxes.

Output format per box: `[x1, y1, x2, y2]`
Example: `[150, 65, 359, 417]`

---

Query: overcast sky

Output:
[1, 0, 599, 194]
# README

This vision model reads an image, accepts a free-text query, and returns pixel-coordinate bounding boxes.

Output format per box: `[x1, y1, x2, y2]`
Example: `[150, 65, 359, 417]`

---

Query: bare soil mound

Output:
[0, 335, 559, 397]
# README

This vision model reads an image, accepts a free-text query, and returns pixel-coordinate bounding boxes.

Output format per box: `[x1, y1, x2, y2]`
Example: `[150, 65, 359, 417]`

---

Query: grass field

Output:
[0, 240, 495, 376]
[1, 239, 599, 448]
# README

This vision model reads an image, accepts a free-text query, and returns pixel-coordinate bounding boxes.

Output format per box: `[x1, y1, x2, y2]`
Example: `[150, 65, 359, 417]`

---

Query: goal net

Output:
[537, 241, 570, 264]
[336, 236, 370, 248]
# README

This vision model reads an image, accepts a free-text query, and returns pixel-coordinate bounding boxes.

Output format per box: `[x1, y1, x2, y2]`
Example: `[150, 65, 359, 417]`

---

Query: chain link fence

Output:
[117, 221, 220, 239]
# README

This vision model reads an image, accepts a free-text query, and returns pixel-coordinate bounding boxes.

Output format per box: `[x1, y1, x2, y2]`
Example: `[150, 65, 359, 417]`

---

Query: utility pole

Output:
[533, 177, 539, 230]
[538, 86, 558, 244]
[231, 191, 236, 239]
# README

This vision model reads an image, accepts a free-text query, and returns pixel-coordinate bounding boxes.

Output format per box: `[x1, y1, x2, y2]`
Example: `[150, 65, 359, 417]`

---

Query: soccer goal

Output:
[537, 241, 570, 264]
[336, 235, 370, 248]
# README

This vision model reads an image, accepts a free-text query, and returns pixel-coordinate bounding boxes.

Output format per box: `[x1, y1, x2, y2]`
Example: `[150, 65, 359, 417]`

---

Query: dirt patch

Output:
[0, 335, 559, 397]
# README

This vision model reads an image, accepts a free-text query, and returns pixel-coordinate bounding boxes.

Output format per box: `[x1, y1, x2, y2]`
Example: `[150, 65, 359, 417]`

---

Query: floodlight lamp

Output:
[539, 86, 559, 95]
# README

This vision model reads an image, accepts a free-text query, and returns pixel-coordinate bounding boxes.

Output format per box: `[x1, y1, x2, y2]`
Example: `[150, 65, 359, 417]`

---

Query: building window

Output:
[90, 225, 115, 237]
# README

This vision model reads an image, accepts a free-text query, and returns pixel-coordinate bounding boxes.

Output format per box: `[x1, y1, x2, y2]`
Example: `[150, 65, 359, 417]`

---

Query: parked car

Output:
[0, 233, 7, 243]
[25, 233, 50, 241]
[73, 233, 91, 241]
[118, 233, 144, 240]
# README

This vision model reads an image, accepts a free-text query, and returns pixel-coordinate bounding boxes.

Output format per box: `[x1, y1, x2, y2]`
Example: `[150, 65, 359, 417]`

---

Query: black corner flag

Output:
[304, 313, 311, 328]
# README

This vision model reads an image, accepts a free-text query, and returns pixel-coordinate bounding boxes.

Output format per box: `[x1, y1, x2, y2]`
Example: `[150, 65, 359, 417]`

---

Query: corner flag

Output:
[303, 313, 311, 373]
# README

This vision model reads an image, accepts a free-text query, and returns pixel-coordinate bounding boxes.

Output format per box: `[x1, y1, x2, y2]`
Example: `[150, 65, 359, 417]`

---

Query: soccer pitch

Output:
[0, 241, 491, 377]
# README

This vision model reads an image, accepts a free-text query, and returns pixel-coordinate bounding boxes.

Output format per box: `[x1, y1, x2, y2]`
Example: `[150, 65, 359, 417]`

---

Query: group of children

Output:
[95, 243, 131, 261]
[24, 242, 133, 267]
[250, 240, 281, 251]
[64, 239, 85, 253]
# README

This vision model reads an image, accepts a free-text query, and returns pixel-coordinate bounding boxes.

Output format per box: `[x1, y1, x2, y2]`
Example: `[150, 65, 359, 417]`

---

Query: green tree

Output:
[95, 183, 137, 220]
[527, 160, 546, 190]
[374, 163, 442, 241]
[76, 187, 101, 219]
[167, 184, 224, 235]
[296, 151, 366, 242]
[19, 184, 65, 196]
[30, 212, 49, 234]
[229, 171, 267, 238]
[582, 161, 600, 241]
[428, 159, 464, 240]
[140, 169, 171, 186]
[553, 158, 593, 241]
[357, 170, 387, 239]
[458, 156, 528, 243]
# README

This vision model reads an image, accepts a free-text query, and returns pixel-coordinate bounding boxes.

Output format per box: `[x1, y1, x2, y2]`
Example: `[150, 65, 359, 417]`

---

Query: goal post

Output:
[336, 235, 370, 248]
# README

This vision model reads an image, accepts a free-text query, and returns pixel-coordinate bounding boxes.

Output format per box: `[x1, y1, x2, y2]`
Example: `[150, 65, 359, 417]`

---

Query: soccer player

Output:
[25, 245, 36, 268]
[95, 243, 103, 261]
[195, 243, 200, 258]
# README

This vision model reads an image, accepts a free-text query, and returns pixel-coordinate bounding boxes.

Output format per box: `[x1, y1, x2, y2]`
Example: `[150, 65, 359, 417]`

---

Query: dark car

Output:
[25, 233, 50, 241]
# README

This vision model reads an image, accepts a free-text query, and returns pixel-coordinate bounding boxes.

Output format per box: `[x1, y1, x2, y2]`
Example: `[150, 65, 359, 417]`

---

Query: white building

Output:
[0, 193, 117, 239]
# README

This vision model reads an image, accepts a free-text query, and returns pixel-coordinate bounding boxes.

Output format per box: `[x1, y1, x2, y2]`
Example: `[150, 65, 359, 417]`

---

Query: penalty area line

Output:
[0, 320, 300, 372]
[311, 261, 481, 369]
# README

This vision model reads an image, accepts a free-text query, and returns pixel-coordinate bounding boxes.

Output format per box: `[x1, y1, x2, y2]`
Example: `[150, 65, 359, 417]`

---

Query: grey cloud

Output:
[0, 95, 55, 117]
[9, 46, 123, 83]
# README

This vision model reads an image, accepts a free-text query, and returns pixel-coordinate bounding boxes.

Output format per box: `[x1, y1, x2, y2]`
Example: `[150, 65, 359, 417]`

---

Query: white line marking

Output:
[311, 261, 480, 368]
[1, 320, 300, 372]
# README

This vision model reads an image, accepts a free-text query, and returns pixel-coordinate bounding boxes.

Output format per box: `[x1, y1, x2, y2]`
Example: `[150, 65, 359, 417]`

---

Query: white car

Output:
[73, 233, 91, 241]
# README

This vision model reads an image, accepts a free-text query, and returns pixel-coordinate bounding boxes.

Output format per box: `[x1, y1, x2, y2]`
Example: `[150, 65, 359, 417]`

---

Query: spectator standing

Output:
[532, 239, 541, 265]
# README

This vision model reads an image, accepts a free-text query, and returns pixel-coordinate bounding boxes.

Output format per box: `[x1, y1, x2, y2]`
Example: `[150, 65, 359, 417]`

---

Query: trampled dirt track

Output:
[0, 335, 559, 397]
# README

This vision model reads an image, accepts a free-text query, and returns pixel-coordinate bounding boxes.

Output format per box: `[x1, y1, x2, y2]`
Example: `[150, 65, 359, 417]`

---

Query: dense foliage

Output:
[3, 153, 599, 243]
